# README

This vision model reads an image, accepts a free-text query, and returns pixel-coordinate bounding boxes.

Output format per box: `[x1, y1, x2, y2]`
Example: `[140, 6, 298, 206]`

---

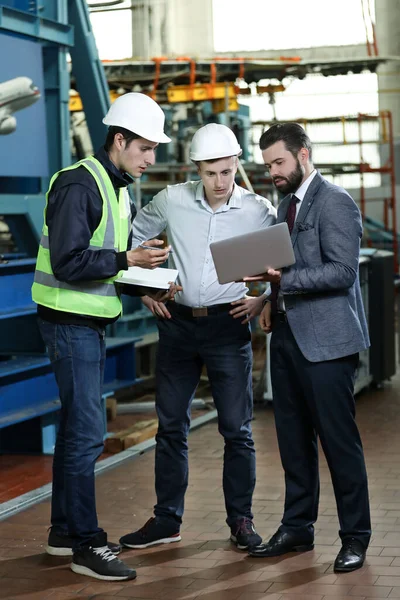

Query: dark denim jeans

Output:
[154, 304, 255, 528]
[38, 319, 106, 549]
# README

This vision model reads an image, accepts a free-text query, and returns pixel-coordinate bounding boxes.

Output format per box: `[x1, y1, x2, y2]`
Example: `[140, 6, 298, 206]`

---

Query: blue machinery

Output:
[0, 1, 253, 455]
[0, 0, 140, 454]
[0, 2, 397, 455]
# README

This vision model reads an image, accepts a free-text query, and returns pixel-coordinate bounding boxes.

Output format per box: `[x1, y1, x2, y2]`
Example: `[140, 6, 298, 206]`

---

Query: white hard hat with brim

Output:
[103, 92, 171, 143]
[189, 123, 242, 161]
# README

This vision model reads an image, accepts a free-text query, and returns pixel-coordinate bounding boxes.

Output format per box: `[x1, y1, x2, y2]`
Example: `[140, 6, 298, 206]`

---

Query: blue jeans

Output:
[38, 319, 105, 548]
[154, 304, 255, 527]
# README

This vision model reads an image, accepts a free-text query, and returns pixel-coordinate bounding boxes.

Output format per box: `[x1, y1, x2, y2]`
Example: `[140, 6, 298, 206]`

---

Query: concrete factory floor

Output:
[0, 369, 399, 599]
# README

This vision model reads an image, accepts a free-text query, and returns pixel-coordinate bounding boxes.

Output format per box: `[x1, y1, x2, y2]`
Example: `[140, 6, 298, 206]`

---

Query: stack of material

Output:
[104, 419, 158, 454]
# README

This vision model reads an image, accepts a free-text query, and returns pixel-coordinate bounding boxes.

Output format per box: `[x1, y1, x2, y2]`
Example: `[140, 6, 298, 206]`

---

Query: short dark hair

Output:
[104, 126, 141, 151]
[259, 122, 313, 161]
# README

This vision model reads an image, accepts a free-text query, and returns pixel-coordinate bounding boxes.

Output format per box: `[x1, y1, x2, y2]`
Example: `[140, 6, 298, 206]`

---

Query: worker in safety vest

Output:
[32, 93, 177, 581]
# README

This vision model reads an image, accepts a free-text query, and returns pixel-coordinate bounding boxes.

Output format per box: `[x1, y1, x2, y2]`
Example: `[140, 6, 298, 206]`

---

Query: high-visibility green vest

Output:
[32, 156, 131, 319]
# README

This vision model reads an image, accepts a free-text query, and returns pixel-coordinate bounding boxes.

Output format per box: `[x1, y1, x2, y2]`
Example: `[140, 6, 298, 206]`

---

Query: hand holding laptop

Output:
[241, 268, 282, 283]
[210, 222, 295, 285]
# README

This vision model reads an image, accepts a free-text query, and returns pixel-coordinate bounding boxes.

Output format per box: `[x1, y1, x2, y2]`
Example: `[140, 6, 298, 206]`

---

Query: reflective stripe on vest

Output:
[32, 156, 131, 319]
[34, 271, 117, 297]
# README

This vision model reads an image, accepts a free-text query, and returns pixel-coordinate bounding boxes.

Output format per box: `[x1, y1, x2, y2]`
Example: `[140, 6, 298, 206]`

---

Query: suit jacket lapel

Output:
[291, 171, 323, 247]
[277, 195, 291, 224]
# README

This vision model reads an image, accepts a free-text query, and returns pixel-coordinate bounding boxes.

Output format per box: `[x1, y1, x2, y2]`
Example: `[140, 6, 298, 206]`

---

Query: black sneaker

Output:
[119, 517, 181, 549]
[230, 518, 262, 550]
[71, 545, 136, 581]
[46, 528, 121, 556]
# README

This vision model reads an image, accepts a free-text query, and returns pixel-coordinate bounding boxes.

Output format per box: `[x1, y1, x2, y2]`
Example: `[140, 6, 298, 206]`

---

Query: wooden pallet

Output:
[104, 419, 158, 453]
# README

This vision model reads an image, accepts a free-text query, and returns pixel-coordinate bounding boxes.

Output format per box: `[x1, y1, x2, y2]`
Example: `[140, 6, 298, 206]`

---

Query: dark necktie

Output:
[270, 195, 298, 315]
[286, 194, 298, 235]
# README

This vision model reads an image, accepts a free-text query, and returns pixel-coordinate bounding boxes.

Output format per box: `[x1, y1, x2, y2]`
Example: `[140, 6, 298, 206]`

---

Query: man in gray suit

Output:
[247, 123, 371, 572]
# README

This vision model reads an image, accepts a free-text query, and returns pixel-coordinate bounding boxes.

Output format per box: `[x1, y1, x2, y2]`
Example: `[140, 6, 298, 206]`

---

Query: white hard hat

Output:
[103, 92, 171, 143]
[189, 123, 242, 161]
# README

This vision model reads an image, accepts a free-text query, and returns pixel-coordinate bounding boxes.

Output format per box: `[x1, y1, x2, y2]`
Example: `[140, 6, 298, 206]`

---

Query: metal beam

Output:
[96, 56, 390, 98]
[43, 45, 71, 174]
[68, 0, 110, 152]
[0, 4, 73, 46]
[0, 194, 45, 240]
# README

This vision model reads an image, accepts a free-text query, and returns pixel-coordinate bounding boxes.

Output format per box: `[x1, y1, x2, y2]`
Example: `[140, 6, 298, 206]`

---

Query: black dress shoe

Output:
[334, 538, 366, 572]
[248, 530, 314, 558]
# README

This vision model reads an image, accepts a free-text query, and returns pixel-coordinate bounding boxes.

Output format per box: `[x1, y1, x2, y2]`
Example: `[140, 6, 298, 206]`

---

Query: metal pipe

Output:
[88, 0, 125, 8]
[224, 82, 230, 129]
[387, 110, 398, 272]
[88, 0, 130, 12]
[237, 160, 255, 194]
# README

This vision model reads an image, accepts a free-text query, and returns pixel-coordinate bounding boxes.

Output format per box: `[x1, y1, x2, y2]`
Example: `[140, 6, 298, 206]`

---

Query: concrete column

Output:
[167, 0, 214, 57]
[131, 0, 213, 59]
[375, 0, 400, 235]
[375, 0, 400, 138]
[131, 1, 150, 59]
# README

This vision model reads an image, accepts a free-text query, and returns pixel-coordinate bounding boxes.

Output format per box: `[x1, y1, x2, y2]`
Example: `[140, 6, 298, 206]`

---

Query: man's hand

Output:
[242, 268, 282, 283]
[142, 295, 172, 319]
[230, 294, 265, 324]
[149, 282, 183, 303]
[142, 282, 183, 318]
[259, 300, 272, 333]
[126, 238, 170, 269]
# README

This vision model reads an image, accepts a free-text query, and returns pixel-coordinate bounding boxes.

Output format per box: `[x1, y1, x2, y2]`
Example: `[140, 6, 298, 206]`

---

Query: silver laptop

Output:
[210, 222, 295, 285]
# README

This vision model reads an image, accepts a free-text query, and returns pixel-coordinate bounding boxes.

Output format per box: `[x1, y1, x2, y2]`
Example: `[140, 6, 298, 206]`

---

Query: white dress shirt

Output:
[293, 169, 317, 217]
[131, 180, 277, 307]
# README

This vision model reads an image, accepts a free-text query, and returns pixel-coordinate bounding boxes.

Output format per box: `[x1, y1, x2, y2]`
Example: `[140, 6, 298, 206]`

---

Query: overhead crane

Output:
[69, 54, 387, 112]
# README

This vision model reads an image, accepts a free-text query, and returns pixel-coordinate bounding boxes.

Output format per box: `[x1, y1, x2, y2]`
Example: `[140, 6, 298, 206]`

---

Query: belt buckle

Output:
[192, 307, 208, 317]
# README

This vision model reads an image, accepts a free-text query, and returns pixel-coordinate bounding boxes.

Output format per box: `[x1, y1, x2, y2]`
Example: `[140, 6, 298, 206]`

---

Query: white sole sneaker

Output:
[71, 562, 136, 581]
[230, 535, 248, 550]
[122, 534, 182, 549]
[46, 545, 72, 556]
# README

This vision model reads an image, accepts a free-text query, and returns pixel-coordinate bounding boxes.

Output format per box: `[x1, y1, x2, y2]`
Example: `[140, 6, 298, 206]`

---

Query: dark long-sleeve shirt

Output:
[37, 147, 138, 330]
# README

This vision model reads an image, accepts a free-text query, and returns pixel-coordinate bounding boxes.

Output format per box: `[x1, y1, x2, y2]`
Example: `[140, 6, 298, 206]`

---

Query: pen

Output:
[139, 244, 173, 253]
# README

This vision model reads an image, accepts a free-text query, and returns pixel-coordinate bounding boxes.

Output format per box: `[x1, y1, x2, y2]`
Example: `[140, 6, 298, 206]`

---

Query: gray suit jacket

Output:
[278, 171, 370, 362]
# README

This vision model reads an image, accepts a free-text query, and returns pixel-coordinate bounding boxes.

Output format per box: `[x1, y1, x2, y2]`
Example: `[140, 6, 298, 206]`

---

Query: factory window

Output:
[244, 72, 380, 191]
[213, 0, 375, 51]
[90, 8, 132, 60]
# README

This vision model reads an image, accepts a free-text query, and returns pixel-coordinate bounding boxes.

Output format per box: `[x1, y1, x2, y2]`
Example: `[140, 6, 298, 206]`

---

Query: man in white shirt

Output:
[119, 124, 277, 551]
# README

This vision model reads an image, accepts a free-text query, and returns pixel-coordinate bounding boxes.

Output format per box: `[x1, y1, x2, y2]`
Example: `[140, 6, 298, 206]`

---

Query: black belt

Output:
[169, 302, 233, 318]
